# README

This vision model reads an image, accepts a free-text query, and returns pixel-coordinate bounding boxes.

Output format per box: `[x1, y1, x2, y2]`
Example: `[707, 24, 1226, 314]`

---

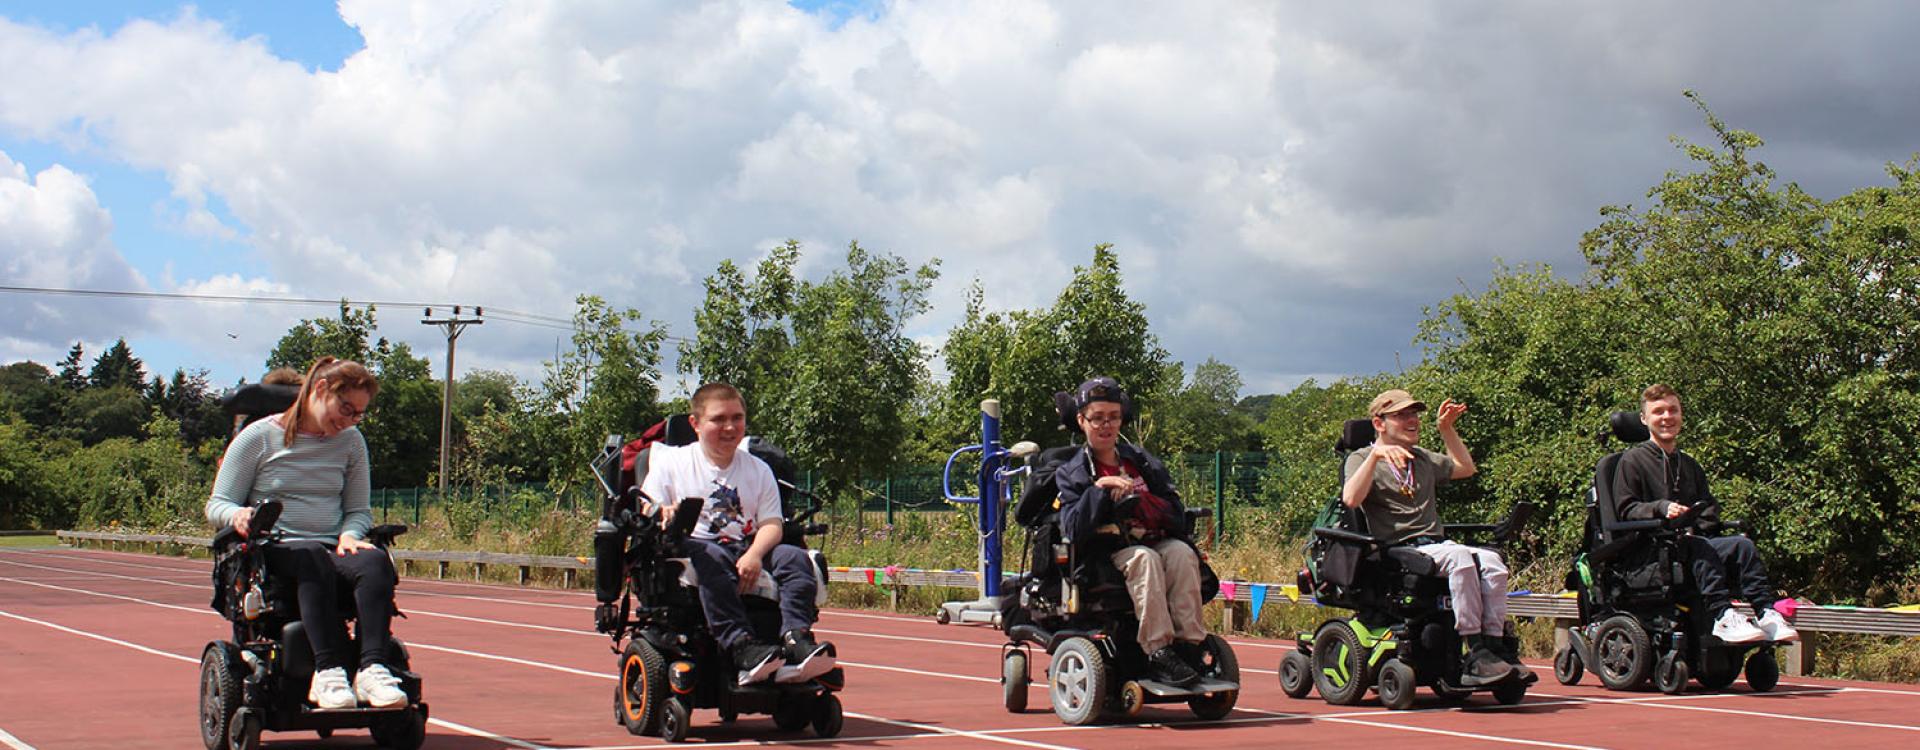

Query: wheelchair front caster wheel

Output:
[659, 697, 690, 743]
[811, 693, 844, 738]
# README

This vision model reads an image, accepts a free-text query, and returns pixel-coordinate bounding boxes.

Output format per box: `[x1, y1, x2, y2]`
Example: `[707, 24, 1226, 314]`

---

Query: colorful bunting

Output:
[1250, 583, 1269, 622]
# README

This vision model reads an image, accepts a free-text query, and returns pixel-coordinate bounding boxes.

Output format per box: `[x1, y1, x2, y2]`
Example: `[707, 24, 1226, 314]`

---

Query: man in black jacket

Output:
[1615, 383, 1795, 643]
[1054, 377, 1207, 688]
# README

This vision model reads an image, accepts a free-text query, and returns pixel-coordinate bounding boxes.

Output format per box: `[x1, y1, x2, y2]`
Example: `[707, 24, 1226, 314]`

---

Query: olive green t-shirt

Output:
[1344, 445, 1457, 545]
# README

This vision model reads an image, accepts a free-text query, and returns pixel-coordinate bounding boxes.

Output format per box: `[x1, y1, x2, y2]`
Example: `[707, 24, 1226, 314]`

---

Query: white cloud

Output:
[3, 1, 1919, 391]
[0, 150, 151, 354]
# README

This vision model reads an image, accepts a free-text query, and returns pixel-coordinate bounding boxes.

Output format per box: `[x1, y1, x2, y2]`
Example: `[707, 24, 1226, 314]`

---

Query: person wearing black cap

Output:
[1342, 389, 1530, 686]
[1054, 376, 1208, 689]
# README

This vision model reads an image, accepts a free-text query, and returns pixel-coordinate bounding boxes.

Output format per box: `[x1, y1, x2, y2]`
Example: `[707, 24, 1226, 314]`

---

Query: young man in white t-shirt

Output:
[641, 383, 829, 684]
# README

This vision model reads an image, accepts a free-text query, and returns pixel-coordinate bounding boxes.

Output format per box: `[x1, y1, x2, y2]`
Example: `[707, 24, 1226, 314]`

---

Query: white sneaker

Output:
[354, 663, 408, 708]
[308, 667, 356, 709]
[1755, 609, 1800, 643]
[1711, 609, 1766, 644]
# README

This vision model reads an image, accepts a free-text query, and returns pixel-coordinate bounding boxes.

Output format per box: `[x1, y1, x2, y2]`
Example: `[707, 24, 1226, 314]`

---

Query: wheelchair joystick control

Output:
[242, 585, 265, 621]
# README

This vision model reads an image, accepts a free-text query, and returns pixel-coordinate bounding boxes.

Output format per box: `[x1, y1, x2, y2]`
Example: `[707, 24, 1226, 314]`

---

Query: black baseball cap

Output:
[1075, 376, 1127, 412]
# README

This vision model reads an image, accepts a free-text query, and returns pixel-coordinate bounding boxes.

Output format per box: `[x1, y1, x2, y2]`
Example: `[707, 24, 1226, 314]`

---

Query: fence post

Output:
[413, 487, 421, 526]
[1213, 451, 1225, 544]
[885, 476, 894, 527]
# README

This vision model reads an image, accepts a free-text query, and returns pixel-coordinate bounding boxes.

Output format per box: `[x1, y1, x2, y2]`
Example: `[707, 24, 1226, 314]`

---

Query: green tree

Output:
[56, 343, 87, 391]
[1154, 357, 1257, 455]
[0, 361, 66, 429]
[66, 386, 150, 445]
[678, 240, 800, 417]
[0, 416, 58, 528]
[527, 295, 668, 490]
[87, 338, 145, 391]
[265, 303, 440, 488]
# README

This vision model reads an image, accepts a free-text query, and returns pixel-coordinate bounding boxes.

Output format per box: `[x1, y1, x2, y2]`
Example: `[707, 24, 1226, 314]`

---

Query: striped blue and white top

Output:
[205, 415, 373, 543]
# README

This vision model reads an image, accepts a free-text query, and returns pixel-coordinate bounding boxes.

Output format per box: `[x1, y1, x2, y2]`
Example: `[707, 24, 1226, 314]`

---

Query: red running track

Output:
[3, 546, 1917, 749]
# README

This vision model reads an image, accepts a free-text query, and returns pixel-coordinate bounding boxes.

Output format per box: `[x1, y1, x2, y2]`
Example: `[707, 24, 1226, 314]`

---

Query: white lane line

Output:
[0, 604, 550, 748]
[0, 727, 36, 750]
[1548, 691, 1920, 732]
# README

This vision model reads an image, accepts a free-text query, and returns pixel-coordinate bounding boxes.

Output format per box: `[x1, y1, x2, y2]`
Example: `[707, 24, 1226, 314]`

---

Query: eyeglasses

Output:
[1381, 409, 1423, 422]
[1081, 414, 1123, 427]
[333, 393, 368, 423]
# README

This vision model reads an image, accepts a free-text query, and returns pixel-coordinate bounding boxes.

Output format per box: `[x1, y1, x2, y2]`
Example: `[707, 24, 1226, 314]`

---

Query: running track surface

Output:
[4, 547, 1918, 750]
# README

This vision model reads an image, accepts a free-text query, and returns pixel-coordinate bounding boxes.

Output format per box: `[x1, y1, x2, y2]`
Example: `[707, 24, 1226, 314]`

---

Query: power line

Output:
[0, 284, 691, 343]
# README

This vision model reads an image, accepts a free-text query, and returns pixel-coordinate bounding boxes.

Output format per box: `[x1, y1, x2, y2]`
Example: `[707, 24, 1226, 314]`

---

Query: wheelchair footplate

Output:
[1132, 677, 1239, 698]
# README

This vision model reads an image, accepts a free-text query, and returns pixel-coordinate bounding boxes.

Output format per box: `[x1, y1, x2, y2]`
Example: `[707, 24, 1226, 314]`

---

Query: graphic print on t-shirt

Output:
[701, 479, 748, 540]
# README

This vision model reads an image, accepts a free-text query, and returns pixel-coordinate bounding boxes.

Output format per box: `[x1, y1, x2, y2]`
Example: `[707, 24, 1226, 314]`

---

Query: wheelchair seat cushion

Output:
[1383, 545, 1440, 577]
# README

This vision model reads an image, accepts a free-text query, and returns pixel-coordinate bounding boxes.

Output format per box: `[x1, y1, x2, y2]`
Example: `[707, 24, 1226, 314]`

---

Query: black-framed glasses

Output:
[333, 392, 368, 423]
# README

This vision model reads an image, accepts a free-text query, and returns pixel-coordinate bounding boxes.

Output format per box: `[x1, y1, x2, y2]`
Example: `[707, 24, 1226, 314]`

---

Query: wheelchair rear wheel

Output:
[1049, 637, 1111, 725]
[1592, 615, 1652, 690]
[1310, 621, 1373, 706]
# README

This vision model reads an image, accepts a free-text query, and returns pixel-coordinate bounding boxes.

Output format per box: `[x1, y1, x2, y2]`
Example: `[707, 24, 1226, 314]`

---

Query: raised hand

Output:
[1435, 399, 1468, 432]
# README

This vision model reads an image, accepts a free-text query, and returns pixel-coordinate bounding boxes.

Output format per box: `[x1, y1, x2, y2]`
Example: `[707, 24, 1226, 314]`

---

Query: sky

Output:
[3, 1, 1918, 398]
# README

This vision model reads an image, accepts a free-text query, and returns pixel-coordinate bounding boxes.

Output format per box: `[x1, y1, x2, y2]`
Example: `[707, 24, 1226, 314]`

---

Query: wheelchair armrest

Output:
[1604, 519, 1666, 533]
[1312, 527, 1376, 546]
[1186, 507, 1213, 519]
[1713, 518, 1752, 534]
[366, 524, 409, 548]
[212, 526, 243, 550]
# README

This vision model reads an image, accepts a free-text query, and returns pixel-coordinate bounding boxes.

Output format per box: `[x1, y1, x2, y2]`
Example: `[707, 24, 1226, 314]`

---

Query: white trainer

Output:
[354, 663, 408, 708]
[1755, 609, 1800, 643]
[308, 667, 356, 709]
[1711, 609, 1766, 644]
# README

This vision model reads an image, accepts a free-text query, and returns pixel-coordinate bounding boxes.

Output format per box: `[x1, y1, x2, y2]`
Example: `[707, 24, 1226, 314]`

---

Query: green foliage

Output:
[0, 417, 58, 528]
[927, 245, 1174, 453]
[682, 241, 940, 497]
[1154, 358, 1259, 456]
[65, 386, 151, 445]
[49, 414, 210, 531]
[86, 338, 145, 391]
[0, 361, 65, 429]
[264, 302, 442, 488]
[526, 295, 668, 491]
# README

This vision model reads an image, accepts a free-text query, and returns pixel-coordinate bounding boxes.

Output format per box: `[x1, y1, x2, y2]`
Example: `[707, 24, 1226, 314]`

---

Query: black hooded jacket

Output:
[1053, 442, 1189, 545]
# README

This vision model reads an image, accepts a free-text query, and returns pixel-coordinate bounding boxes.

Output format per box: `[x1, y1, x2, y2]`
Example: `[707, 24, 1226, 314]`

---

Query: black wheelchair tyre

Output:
[1279, 650, 1314, 699]
[228, 711, 260, 750]
[773, 695, 812, 731]
[1696, 648, 1739, 691]
[659, 696, 691, 743]
[811, 693, 844, 738]
[198, 642, 244, 750]
[1491, 679, 1528, 706]
[1310, 621, 1373, 706]
[1592, 615, 1653, 690]
[1003, 650, 1030, 713]
[1049, 636, 1111, 725]
[1654, 651, 1689, 695]
[1377, 659, 1417, 710]
[618, 640, 668, 736]
[1745, 649, 1779, 692]
[1553, 645, 1584, 686]
[1187, 634, 1239, 720]
[371, 706, 427, 750]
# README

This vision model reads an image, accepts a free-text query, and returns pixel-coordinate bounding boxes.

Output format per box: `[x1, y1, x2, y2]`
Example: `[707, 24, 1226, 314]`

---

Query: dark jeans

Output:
[265, 541, 397, 672]
[1682, 533, 1777, 615]
[680, 538, 818, 650]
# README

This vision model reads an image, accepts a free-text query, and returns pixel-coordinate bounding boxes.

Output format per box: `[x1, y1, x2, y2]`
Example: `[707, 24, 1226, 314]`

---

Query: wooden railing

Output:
[58, 530, 1917, 677]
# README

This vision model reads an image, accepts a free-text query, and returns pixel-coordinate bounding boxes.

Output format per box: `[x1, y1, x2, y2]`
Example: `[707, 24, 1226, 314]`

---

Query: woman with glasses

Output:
[205, 357, 408, 710]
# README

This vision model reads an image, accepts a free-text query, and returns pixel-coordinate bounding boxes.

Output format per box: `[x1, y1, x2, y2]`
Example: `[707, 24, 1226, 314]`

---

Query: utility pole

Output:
[422, 305, 483, 498]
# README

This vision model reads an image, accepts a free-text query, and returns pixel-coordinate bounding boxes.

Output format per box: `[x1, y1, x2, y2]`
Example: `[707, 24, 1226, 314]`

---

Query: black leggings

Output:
[264, 541, 398, 672]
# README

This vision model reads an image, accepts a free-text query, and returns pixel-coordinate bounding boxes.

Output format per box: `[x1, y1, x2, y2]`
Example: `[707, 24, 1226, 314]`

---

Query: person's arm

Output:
[1434, 399, 1476, 479]
[207, 425, 265, 534]
[1055, 456, 1109, 543]
[639, 449, 673, 519]
[339, 431, 373, 541]
[735, 466, 784, 588]
[1613, 449, 1673, 521]
[1341, 450, 1382, 508]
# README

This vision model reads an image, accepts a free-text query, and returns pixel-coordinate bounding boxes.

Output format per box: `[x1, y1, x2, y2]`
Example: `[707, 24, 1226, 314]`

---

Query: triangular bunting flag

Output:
[1251, 583, 1268, 622]
[1219, 580, 1238, 601]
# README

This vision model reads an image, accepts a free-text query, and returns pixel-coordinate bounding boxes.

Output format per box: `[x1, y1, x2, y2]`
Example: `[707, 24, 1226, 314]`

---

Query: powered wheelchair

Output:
[1279, 418, 1536, 710]
[1552, 411, 1782, 694]
[590, 417, 843, 743]
[996, 395, 1240, 726]
[199, 500, 427, 750]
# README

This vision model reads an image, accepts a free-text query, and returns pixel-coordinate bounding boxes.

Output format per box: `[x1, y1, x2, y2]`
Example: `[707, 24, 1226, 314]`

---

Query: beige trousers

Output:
[1110, 538, 1207, 653]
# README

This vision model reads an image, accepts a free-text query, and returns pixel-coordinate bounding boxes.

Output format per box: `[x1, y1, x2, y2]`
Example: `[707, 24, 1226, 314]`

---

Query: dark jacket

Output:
[1613, 440, 1721, 531]
[1054, 443, 1189, 545]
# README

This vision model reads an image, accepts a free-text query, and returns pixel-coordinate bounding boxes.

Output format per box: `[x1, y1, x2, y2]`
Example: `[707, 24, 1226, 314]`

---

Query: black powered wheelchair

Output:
[1279, 419, 1536, 710]
[199, 500, 427, 750]
[1552, 412, 1782, 694]
[996, 402, 1239, 726]
[590, 419, 844, 743]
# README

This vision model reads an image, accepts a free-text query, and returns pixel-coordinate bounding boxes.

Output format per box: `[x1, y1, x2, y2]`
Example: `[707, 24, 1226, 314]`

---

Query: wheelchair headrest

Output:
[221, 382, 300, 417]
[1053, 391, 1081, 434]
[1609, 411, 1649, 444]
[662, 414, 696, 446]
[1336, 419, 1376, 453]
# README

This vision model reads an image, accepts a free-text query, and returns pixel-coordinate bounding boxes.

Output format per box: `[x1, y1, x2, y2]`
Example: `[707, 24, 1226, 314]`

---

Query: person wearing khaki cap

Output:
[1340, 389, 1532, 686]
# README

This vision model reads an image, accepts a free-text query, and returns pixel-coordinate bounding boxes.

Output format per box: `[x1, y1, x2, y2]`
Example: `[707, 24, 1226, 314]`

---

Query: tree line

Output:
[3, 106, 1915, 602]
